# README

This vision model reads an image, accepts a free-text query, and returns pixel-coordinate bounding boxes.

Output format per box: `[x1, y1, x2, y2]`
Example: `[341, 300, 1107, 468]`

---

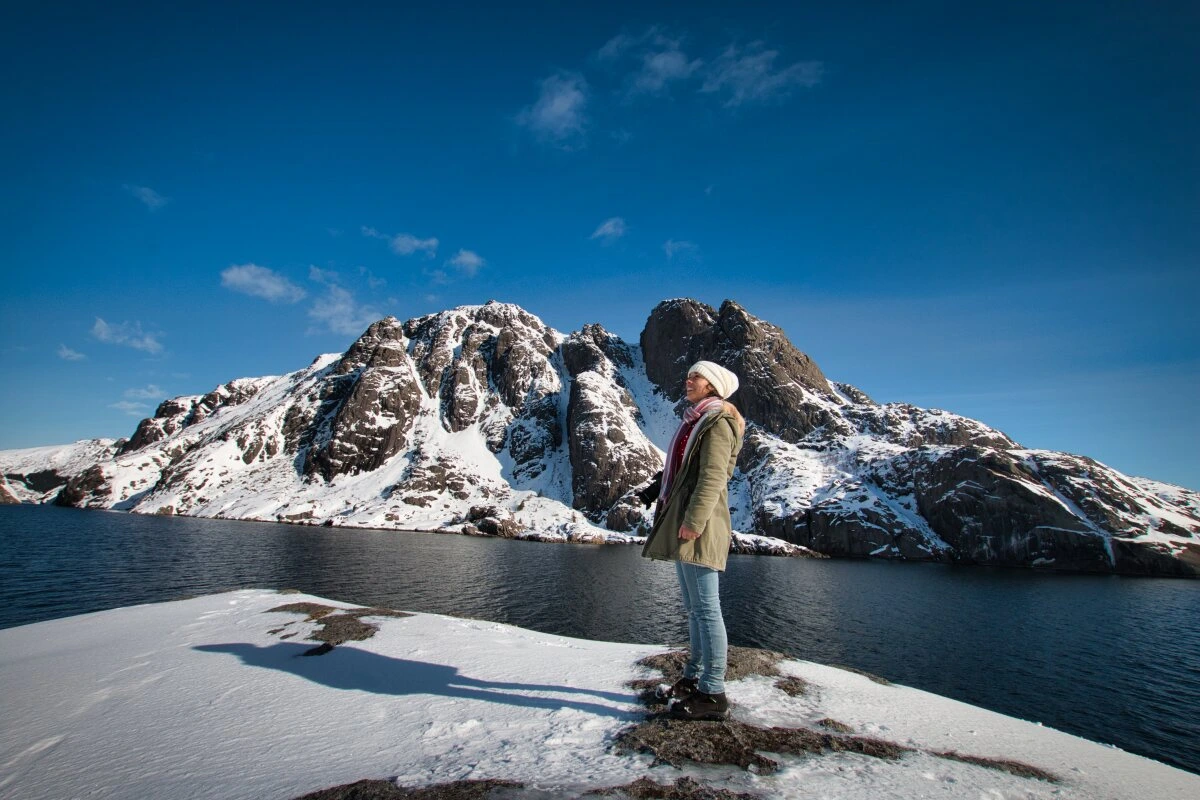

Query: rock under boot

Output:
[655, 676, 698, 702]
[669, 690, 729, 721]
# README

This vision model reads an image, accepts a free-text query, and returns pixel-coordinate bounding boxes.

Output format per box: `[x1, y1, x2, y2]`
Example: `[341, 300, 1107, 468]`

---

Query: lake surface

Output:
[2, 505, 1198, 776]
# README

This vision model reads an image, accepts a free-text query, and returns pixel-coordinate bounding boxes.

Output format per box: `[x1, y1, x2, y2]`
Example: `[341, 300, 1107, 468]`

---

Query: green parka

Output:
[641, 404, 744, 572]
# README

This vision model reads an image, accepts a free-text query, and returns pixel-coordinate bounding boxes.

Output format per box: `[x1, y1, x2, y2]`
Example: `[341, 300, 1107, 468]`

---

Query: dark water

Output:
[2, 505, 1198, 776]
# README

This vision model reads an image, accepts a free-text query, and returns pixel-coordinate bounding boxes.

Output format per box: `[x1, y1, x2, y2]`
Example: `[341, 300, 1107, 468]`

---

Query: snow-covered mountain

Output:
[3, 299, 1197, 576]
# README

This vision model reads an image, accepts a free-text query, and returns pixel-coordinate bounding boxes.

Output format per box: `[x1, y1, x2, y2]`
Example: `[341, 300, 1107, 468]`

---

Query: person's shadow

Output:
[195, 642, 637, 719]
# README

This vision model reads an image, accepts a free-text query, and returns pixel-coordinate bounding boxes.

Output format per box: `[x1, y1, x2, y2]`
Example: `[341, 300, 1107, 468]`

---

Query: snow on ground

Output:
[1, 591, 1196, 800]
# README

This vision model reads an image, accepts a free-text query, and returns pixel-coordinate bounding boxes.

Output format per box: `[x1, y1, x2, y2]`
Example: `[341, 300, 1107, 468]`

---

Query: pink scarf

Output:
[659, 396, 725, 501]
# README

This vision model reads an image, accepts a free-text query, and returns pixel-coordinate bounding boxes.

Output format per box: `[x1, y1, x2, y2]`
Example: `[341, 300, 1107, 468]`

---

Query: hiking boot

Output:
[655, 676, 698, 702]
[669, 690, 729, 721]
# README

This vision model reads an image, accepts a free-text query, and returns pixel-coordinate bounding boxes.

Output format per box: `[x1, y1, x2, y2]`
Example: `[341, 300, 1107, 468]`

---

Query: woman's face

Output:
[685, 372, 715, 404]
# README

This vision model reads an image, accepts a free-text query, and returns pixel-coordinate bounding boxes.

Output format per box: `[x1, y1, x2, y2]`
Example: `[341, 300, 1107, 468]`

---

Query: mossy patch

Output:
[932, 751, 1060, 783]
[773, 676, 809, 697]
[615, 717, 908, 775]
[292, 778, 524, 799]
[267, 602, 411, 655]
[815, 718, 854, 733]
[830, 664, 892, 685]
[630, 647, 795, 710]
[586, 776, 759, 798]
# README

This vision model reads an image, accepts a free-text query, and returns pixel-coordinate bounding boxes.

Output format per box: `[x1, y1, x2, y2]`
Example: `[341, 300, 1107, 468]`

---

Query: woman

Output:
[639, 360, 744, 721]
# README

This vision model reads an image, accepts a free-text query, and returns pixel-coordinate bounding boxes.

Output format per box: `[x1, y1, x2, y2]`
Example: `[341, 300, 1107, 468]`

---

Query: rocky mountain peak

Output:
[5, 297, 1196, 577]
[640, 298, 841, 442]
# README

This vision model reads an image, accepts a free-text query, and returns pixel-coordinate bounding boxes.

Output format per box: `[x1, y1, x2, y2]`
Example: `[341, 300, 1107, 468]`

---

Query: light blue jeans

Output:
[675, 560, 727, 695]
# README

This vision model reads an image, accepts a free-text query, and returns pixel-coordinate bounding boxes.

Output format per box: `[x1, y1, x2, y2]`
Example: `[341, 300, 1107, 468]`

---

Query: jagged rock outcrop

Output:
[303, 317, 422, 480]
[3, 297, 1196, 576]
[642, 299, 844, 442]
[639, 299, 1199, 576]
[563, 325, 661, 529]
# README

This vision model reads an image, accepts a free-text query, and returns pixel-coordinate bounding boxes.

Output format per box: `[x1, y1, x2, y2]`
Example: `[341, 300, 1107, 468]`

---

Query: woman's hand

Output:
[678, 525, 701, 541]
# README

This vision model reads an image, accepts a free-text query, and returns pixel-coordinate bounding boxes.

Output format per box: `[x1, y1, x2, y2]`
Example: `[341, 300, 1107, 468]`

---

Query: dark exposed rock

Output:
[120, 381, 265, 456]
[842, 403, 1016, 449]
[907, 447, 1112, 571]
[292, 778, 524, 800]
[640, 299, 843, 442]
[932, 751, 1060, 783]
[775, 676, 810, 697]
[54, 465, 112, 508]
[267, 602, 411, 655]
[588, 777, 759, 799]
[304, 318, 423, 480]
[567, 371, 660, 521]
[4, 469, 66, 494]
[0, 481, 20, 504]
[816, 718, 854, 733]
[614, 717, 907, 775]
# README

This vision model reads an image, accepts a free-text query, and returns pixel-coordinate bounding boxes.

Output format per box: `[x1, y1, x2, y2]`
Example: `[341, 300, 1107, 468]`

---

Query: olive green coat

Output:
[641, 407, 744, 572]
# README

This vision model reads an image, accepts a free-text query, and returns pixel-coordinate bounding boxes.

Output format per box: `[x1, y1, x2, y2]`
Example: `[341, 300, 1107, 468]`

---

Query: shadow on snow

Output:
[194, 641, 636, 719]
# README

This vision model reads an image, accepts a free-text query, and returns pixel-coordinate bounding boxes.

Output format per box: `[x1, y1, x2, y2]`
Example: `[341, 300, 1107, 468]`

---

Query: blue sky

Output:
[2, 1, 1197, 489]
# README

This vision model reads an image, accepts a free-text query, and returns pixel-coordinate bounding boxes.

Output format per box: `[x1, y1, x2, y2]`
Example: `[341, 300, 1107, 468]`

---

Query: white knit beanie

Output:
[688, 360, 739, 399]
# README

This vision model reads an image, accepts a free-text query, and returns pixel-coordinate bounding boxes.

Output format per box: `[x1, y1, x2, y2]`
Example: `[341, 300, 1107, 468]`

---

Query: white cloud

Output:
[596, 32, 637, 62]
[307, 269, 381, 336]
[390, 234, 439, 258]
[308, 265, 340, 284]
[109, 400, 151, 416]
[596, 27, 701, 100]
[123, 184, 168, 210]
[517, 72, 589, 149]
[220, 264, 307, 304]
[91, 318, 164, 354]
[449, 250, 486, 277]
[359, 266, 386, 290]
[590, 217, 627, 243]
[57, 344, 85, 361]
[629, 45, 702, 97]
[124, 384, 165, 401]
[701, 43, 822, 107]
[664, 239, 701, 263]
[363, 226, 439, 258]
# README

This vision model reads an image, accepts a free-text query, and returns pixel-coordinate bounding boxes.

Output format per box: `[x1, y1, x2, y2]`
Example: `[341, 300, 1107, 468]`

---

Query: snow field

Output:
[1, 590, 1198, 799]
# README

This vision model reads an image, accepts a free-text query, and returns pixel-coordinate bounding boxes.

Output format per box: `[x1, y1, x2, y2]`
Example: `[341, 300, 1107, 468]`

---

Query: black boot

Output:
[669, 690, 729, 721]
[655, 675, 698, 702]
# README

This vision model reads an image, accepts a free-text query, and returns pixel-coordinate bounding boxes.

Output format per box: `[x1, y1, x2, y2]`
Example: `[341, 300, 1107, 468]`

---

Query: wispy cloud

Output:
[516, 72, 589, 149]
[701, 43, 822, 107]
[449, 249, 486, 277]
[390, 234, 440, 257]
[664, 239, 701, 263]
[359, 266, 386, 290]
[57, 344, 85, 361]
[220, 264, 307, 304]
[124, 384, 165, 401]
[307, 267, 382, 336]
[123, 184, 168, 210]
[109, 400, 151, 416]
[91, 318, 164, 354]
[597, 27, 702, 100]
[631, 47, 703, 96]
[362, 226, 439, 258]
[590, 217, 627, 243]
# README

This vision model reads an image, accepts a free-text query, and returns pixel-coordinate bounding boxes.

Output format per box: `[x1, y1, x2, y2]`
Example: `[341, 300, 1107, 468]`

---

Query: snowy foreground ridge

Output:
[0, 590, 1196, 800]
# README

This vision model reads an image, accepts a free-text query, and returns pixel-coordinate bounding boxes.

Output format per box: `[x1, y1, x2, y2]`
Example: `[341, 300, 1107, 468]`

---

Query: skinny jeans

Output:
[675, 560, 727, 694]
